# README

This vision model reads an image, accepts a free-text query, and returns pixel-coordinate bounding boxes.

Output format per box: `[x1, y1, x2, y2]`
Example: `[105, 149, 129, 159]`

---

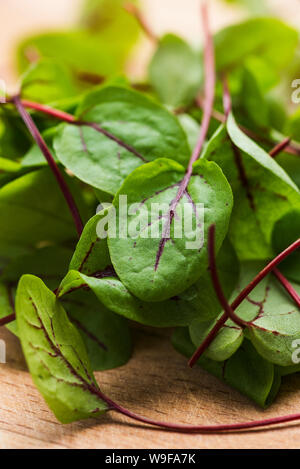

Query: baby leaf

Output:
[0, 168, 86, 260]
[190, 316, 243, 361]
[214, 18, 298, 90]
[18, 0, 139, 76]
[227, 112, 299, 192]
[16, 275, 108, 423]
[0, 246, 73, 334]
[21, 127, 60, 167]
[21, 59, 78, 104]
[58, 268, 200, 327]
[204, 125, 300, 260]
[0, 282, 17, 335]
[54, 86, 190, 195]
[272, 211, 300, 284]
[62, 289, 132, 371]
[60, 214, 236, 327]
[149, 34, 202, 108]
[172, 328, 281, 408]
[69, 212, 111, 276]
[108, 158, 233, 301]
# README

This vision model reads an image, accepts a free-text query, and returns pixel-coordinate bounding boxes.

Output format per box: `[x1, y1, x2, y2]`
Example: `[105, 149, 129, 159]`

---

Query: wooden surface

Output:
[1, 325, 300, 449]
[1, 0, 300, 451]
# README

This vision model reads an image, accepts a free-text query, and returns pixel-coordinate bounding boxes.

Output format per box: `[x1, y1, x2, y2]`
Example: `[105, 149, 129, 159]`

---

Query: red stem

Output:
[207, 225, 248, 328]
[195, 96, 300, 157]
[0, 313, 16, 327]
[188, 238, 300, 367]
[273, 268, 300, 307]
[21, 99, 76, 123]
[269, 137, 291, 158]
[94, 386, 300, 433]
[13, 97, 83, 237]
[124, 2, 158, 43]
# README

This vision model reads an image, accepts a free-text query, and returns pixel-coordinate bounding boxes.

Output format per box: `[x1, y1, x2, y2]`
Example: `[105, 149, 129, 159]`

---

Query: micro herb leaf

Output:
[226, 112, 299, 192]
[203, 124, 300, 260]
[214, 18, 298, 90]
[272, 211, 300, 284]
[54, 86, 191, 195]
[172, 328, 281, 408]
[16, 274, 108, 423]
[21, 126, 60, 167]
[149, 34, 202, 108]
[62, 289, 132, 371]
[21, 59, 79, 104]
[107, 158, 233, 301]
[18, 0, 140, 76]
[0, 246, 73, 334]
[0, 168, 86, 260]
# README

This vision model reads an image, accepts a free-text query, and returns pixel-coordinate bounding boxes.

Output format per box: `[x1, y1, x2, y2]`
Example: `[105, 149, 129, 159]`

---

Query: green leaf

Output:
[276, 152, 300, 189]
[108, 158, 233, 301]
[21, 127, 60, 167]
[190, 317, 243, 361]
[229, 262, 300, 367]
[18, 0, 139, 76]
[62, 289, 132, 371]
[59, 215, 236, 327]
[16, 275, 108, 423]
[149, 34, 202, 108]
[0, 168, 86, 260]
[272, 211, 300, 283]
[0, 246, 73, 335]
[177, 114, 200, 152]
[172, 328, 280, 407]
[227, 112, 298, 191]
[0, 282, 17, 335]
[214, 18, 298, 90]
[54, 86, 191, 195]
[204, 124, 300, 260]
[21, 59, 78, 104]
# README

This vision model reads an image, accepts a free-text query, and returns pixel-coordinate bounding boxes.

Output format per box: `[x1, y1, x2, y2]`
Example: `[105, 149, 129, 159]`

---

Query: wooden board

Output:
[1, 325, 300, 449]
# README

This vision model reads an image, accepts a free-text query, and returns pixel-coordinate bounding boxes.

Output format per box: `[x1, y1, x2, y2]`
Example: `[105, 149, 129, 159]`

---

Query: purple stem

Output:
[13, 96, 83, 237]
[188, 237, 300, 367]
[155, 1, 216, 270]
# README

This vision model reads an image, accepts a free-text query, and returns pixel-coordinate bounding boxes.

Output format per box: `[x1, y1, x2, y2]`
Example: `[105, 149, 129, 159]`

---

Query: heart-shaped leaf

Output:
[149, 34, 202, 108]
[62, 289, 132, 371]
[54, 86, 191, 195]
[204, 124, 300, 260]
[108, 157, 233, 301]
[16, 275, 108, 423]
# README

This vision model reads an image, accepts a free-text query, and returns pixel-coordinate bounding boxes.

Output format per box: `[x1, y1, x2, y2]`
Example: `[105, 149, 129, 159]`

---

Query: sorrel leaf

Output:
[0, 168, 87, 260]
[18, 0, 139, 76]
[214, 18, 298, 90]
[16, 275, 108, 423]
[62, 289, 132, 371]
[54, 86, 191, 195]
[149, 34, 202, 107]
[0, 246, 73, 334]
[21, 59, 78, 104]
[59, 221, 237, 327]
[203, 124, 300, 259]
[227, 112, 299, 192]
[172, 328, 281, 407]
[272, 211, 300, 283]
[108, 158, 233, 301]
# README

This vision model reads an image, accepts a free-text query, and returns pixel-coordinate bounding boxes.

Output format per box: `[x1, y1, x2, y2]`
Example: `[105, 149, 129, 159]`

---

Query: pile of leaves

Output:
[0, 0, 300, 431]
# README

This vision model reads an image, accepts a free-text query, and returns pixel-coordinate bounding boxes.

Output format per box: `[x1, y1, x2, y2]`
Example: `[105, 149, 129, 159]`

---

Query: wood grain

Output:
[1, 325, 300, 449]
